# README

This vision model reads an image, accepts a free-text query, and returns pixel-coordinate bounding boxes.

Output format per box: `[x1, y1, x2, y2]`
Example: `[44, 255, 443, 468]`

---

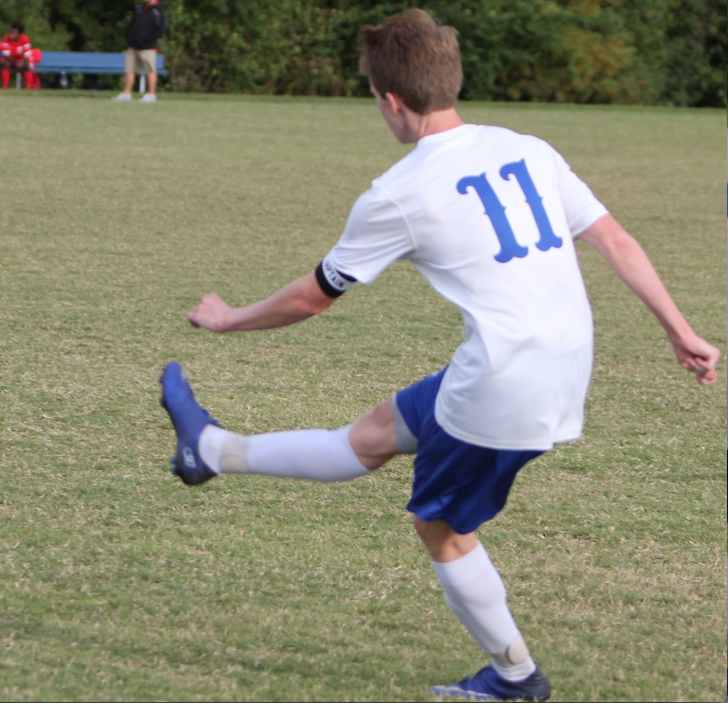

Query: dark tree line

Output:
[0, 0, 724, 106]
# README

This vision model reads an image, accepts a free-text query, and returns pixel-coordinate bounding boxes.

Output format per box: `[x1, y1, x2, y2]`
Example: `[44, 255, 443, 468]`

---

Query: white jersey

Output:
[323, 124, 608, 451]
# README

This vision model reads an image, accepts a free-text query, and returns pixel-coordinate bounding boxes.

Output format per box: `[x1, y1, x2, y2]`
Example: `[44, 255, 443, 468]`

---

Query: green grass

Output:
[0, 90, 724, 702]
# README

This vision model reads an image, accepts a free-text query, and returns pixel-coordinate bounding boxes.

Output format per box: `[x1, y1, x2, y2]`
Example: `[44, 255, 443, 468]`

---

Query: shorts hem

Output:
[407, 504, 487, 535]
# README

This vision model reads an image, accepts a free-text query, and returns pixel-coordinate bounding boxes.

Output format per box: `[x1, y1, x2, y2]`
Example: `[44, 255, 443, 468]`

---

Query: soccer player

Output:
[159, 10, 721, 701]
[1, 22, 34, 90]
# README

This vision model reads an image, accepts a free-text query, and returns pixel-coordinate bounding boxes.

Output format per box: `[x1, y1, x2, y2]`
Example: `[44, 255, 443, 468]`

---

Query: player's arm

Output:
[187, 266, 347, 333]
[155, 6, 168, 39]
[579, 213, 720, 385]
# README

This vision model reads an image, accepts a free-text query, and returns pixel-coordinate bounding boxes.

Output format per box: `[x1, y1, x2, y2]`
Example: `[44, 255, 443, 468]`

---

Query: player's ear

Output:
[384, 91, 405, 115]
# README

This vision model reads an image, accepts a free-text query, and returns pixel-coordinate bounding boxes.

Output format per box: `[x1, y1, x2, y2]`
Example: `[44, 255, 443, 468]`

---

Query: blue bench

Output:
[33, 51, 167, 92]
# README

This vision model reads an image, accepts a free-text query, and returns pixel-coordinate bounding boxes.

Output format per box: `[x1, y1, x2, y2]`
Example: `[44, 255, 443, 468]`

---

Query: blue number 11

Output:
[457, 159, 562, 263]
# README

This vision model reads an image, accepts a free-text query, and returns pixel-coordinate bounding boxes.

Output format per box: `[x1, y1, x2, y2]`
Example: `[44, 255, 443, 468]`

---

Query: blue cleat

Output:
[430, 665, 551, 701]
[159, 361, 221, 486]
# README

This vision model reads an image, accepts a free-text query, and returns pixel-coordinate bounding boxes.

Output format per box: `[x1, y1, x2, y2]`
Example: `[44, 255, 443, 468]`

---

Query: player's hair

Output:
[11, 21, 24, 33]
[359, 9, 462, 115]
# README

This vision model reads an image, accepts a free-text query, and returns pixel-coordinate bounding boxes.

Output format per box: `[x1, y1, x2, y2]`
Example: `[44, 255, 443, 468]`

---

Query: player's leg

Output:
[419, 517, 550, 701]
[21, 56, 32, 89]
[415, 518, 534, 669]
[1, 56, 10, 89]
[392, 370, 550, 700]
[25, 53, 40, 89]
[349, 397, 402, 469]
[159, 361, 402, 485]
[112, 50, 137, 101]
[138, 51, 158, 103]
[112, 71, 135, 101]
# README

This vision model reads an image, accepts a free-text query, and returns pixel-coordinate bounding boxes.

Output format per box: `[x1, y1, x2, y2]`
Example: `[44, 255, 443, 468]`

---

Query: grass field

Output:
[0, 90, 725, 702]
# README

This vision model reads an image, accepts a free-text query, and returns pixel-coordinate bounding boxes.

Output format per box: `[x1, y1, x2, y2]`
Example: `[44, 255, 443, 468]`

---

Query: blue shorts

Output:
[395, 368, 544, 535]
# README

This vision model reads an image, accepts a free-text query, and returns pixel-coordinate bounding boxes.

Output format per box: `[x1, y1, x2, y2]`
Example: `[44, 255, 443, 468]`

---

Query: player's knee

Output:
[414, 516, 452, 560]
[349, 399, 399, 468]
[413, 515, 428, 538]
[413, 515, 445, 542]
[370, 399, 393, 429]
[413, 516, 478, 561]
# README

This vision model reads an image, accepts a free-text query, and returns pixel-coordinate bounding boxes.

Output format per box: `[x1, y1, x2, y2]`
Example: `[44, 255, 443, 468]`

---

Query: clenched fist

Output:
[188, 293, 233, 334]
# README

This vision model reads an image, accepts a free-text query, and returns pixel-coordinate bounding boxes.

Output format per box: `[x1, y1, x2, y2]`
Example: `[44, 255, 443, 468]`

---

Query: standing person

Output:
[159, 10, 720, 701]
[1, 22, 34, 90]
[112, 0, 167, 103]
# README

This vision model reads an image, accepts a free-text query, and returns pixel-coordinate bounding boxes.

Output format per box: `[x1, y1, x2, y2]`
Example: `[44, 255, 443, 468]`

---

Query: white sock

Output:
[198, 424, 371, 481]
[432, 542, 537, 682]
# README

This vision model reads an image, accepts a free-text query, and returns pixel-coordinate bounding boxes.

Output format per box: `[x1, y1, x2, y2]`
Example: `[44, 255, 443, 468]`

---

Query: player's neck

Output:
[408, 108, 465, 143]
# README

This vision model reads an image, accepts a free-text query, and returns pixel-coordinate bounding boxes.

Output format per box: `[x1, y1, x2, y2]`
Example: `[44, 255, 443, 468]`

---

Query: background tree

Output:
[0, 0, 723, 106]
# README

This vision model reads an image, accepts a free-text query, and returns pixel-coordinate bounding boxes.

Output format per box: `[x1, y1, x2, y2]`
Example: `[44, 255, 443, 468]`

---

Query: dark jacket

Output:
[128, 1, 167, 50]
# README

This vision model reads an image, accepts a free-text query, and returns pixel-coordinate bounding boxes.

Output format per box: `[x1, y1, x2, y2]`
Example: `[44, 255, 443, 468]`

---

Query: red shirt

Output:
[1, 34, 31, 61]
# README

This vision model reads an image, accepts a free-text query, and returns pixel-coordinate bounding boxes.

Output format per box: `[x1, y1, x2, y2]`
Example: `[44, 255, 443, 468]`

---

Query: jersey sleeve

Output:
[155, 7, 168, 40]
[550, 146, 609, 238]
[324, 182, 416, 285]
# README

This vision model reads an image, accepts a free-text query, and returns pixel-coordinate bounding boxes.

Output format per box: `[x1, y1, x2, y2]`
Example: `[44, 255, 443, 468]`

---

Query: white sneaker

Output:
[111, 92, 133, 102]
[139, 93, 157, 103]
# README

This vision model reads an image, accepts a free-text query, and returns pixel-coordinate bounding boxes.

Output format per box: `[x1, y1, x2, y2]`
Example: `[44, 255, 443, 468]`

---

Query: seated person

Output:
[1, 22, 35, 89]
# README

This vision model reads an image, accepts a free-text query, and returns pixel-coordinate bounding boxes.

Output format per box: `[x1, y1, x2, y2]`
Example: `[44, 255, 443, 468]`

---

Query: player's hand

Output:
[671, 333, 721, 386]
[188, 293, 233, 334]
